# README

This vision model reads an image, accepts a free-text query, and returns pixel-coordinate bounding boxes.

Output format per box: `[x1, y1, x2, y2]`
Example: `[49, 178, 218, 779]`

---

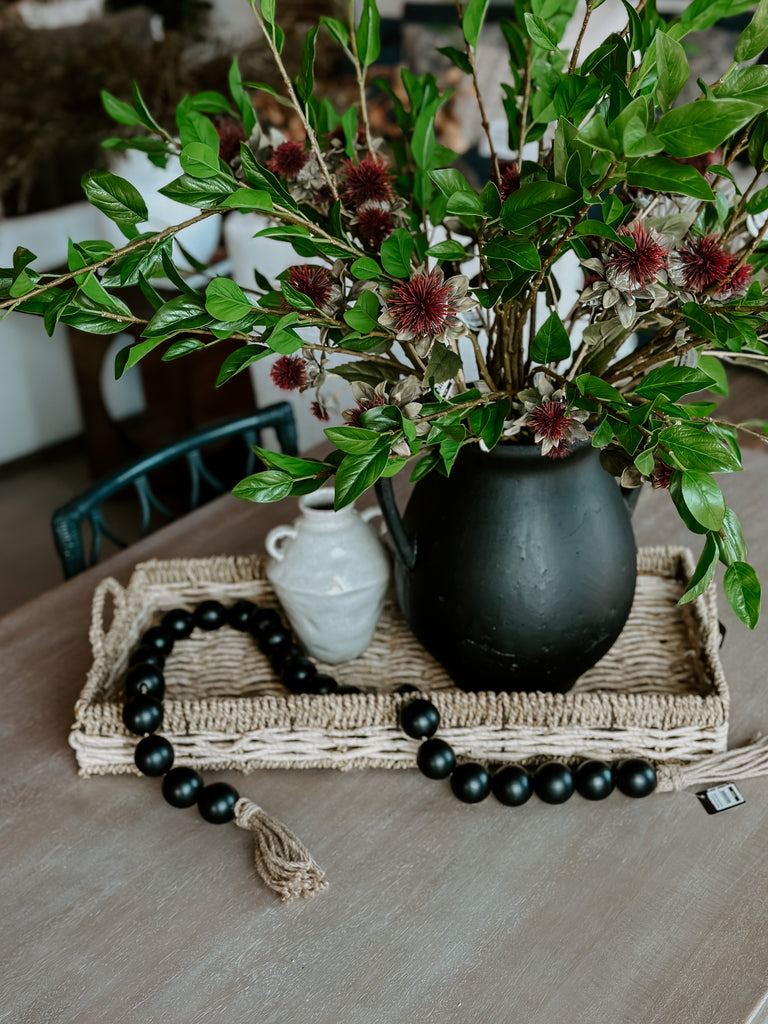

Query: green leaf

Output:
[574, 373, 629, 407]
[658, 424, 742, 473]
[232, 469, 294, 503]
[634, 448, 656, 476]
[500, 181, 581, 233]
[216, 345, 269, 385]
[180, 141, 222, 179]
[634, 365, 715, 401]
[296, 24, 319, 102]
[445, 191, 484, 217]
[735, 0, 768, 62]
[716, 65, 768, 108]
[176, 103, 220, 151]
[334, 448, 390, 509]
[627, 156, 714, 201]
[655, 100, 762, 158]
[425, 240, 467, 261]
[678, 534, 719, 606]
[424, 342, 463, 384]
[324, 426, 389, 455]
[523, 12, 561, 50]
[655, 32, 689, 113]
[530, 312, 571, 364]
[591, 416, 614, 447]
[205, 278, 254, 321]
[100, 89, 144, 126]
[716, 506, 748, 566]
[218, 188, 274, 212]
[343, 290, 380, 332]
[724, 562, 761, 628]
[320, 16, 350, 48]
[158, 172, 236, 209]
[380, 229, 414, 277]
[437, 45, 472, 74]
[350, 257, 382, 280]
[114, 336, 165, 376]
[81, 171, 148, 226]
[143, 294, 211, 338]
[572, 220, 631, 245]
[162, 337, 206, 361]
[430, 168, 473, 197]
[463, 0, 491, 47]
[680, 470, 725, 531]
[697, 354, 729, 397]
[356, 0, 381, 66]
[483, 236, 541, 272]
[254, 447, 329, 478]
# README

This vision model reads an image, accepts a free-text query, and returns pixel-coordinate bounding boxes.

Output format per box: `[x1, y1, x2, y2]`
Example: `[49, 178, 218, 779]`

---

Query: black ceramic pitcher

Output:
[376, 441, 637, 693]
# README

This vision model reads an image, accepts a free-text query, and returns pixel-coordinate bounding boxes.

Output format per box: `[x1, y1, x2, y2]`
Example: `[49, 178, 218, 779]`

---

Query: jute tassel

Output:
[656, 736, 768, 793]
[234, 798, 328, 902]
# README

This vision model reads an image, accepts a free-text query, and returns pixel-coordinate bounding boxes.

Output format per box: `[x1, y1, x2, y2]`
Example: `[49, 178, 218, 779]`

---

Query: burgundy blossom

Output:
[342, 154, 394, 207]
[497, 160, 521, 200]
[270, 355, 307, 391]
[527, 400, 574, 457]
[211, 115, 246, 163]
[388, 271, 457, 339]
[266, 141, 308, 180]
[356, 205, 394, 249]
[608, 221, 668, 292]
[285, 265, 334, 310]
[672, 234, 732, 293]
[651, 457, 673, 490]
[342, 395, 387, 428]
[310, 400, 330, 422]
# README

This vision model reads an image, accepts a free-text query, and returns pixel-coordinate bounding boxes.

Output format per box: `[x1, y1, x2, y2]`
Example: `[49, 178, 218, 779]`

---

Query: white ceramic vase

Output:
[265, 489, 391, 663]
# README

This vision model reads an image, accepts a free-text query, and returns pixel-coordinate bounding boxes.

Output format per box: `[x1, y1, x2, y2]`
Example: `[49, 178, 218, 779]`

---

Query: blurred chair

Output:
[51, 402, 298, 578]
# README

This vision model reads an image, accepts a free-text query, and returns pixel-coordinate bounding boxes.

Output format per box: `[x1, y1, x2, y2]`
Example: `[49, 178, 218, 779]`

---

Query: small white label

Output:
[697, 783, 745, 814]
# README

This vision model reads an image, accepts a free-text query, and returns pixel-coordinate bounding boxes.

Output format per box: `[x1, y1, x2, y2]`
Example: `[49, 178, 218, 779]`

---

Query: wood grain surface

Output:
[2, 452, 768, 1024]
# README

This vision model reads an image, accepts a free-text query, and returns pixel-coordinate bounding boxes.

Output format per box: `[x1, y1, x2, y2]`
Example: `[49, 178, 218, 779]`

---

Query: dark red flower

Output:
[497, 160, 520, 201]
[211, 115, 246, 163]
[673, 234, 732, 292]
[388, 271, 457, 339]
[717, 256, 752, 298]
[285, 265, 334, 310]
[343, 154, 394, 207]
[342, 395, 387, 428]
[545, 440, 572, 459]
[310, 400, 330, 422]
[270, 355, 307, 391]
[608, 221, 668, 291]
[651, 456, 673, 490]
[357, 206, 394, 249]
[266, 141, 308, 180]
[528, 401, 570, 444]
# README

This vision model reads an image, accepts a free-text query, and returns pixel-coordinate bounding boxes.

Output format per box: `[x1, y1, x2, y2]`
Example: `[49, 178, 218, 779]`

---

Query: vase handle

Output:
[265, 523, 297, 561]
[374, 479, 416, 570]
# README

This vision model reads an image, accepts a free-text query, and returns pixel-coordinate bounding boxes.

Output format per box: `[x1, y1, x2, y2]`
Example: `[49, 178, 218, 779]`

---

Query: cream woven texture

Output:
[70, 546, 729, 776]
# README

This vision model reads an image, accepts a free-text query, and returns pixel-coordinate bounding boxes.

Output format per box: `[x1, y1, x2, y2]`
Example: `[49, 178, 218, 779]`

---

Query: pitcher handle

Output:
[374, 479, 417, 570]
[265, 523, 297, 561]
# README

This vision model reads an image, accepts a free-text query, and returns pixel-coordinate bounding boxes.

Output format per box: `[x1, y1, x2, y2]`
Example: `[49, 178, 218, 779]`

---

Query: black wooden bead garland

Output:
[400, 698, 658, 805]
[122, 598, 335, 901]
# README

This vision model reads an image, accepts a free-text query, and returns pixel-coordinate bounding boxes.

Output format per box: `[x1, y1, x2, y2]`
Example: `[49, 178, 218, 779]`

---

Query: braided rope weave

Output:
[70, 546, 729, 776]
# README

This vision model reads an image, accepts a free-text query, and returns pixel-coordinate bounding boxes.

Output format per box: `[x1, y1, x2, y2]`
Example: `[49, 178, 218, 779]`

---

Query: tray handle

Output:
[89, 577, 126, 660]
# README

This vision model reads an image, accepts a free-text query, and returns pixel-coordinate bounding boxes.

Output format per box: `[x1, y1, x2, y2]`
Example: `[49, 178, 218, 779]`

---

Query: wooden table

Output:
[3, 453, 768, 1024]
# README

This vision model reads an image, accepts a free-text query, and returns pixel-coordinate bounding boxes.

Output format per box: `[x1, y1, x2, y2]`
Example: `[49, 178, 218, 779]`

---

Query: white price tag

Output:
[696, 783, 745, 815]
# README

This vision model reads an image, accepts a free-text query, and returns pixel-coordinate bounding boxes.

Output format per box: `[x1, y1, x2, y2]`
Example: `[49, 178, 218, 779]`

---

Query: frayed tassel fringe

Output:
[234, 797, 328, 902]
[656, 735, 768, 792]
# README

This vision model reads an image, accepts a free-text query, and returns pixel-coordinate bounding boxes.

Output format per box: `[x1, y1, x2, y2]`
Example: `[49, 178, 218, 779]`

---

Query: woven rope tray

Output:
[70, 545, 728, 776]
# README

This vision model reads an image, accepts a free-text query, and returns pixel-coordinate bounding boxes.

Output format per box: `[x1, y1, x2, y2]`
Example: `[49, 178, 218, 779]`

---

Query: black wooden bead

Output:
[197, 782, 239, 824]
[161, 608, 194, 640]
[162, 767, 203, 808]
[417, 738, 456, 779]
[575, 760, 615, 801]
[307, 673, 338, 695]
[122, 694, 163, 736]
[249, 608, 282, 637]
[401, 699, 440, 739]
[271, 642, 304, 672]
[141, 625, 175, 654]
[128, 644, 165, 669]
[258, 626, 291, 657]
[450, 763, 491, 803]
[282, 655, 317, 692]
[134, 735, 175, 777]
[192, 600, 227, 631]
[125, 662, 165, 700]
[533, 762, 575, 804]
[227, 600, 257, 631]
[491, 764, 532, 806]
[616, 758, 657, 798]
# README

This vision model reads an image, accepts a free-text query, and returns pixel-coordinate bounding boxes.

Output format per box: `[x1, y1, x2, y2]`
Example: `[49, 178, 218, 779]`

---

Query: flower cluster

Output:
[1, 0, 767, 626]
